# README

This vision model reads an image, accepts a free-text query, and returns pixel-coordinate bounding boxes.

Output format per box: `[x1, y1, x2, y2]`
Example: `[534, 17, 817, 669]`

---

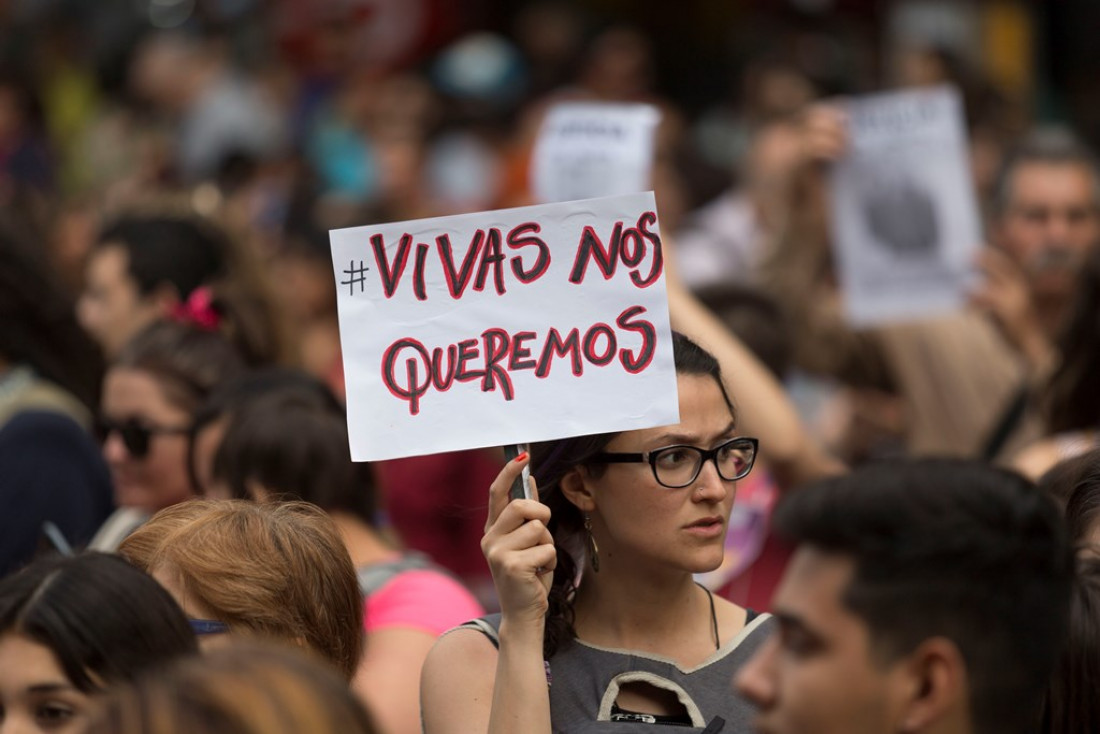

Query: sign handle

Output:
[502, 443, 532, 501]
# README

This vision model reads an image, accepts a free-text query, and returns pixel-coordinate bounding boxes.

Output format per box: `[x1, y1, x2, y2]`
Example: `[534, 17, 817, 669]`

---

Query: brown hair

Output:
[113, 320, 247, 415]
[209, 384, 376, 522]
[121, 499, 363, 680]
[86, 641, 378, 734]
[118, 501, 209, 573]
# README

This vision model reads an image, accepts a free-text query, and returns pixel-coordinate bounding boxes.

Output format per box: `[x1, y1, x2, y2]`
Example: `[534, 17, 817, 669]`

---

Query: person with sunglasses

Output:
[90, 319, 246, 551]
[186, 371, 484, 734]
[422, 331, 775, 733]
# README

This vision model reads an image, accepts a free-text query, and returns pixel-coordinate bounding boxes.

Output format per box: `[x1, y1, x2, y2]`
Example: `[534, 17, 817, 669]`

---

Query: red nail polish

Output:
[514, 451, 528, 463]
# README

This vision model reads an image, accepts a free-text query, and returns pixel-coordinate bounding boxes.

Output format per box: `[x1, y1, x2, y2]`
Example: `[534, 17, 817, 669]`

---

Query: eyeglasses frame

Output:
[588, 436, 759, 489]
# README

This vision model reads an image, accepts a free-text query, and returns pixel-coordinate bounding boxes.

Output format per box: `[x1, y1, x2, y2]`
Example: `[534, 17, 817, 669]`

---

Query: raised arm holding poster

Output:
[531, 102, 660, 204]
[329, 191, 678, 461]
[829, 85, 981, 326]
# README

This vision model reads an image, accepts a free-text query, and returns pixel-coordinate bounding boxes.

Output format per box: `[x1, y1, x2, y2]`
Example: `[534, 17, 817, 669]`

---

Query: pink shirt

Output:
[364, 568, 485, 636]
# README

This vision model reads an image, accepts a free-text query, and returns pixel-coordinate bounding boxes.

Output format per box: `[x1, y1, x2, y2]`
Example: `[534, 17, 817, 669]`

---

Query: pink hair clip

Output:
[169, 286, 220, 331]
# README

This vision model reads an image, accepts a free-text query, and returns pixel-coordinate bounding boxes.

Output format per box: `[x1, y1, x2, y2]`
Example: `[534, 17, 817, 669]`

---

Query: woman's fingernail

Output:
[514, 451, 528, 463]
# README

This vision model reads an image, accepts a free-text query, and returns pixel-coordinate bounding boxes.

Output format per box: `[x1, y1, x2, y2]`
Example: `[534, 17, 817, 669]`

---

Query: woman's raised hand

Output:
[482, 454, 556, 625]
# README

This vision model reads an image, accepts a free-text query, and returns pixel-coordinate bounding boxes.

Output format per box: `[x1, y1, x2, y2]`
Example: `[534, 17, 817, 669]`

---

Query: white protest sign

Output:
[829, 85, 981, 326]
[330, 192, 678, 461]
[531, 102, 660, 204]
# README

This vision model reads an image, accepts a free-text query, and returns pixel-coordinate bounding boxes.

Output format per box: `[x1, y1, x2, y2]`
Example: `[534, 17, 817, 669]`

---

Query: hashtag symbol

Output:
[341, 260, 370, 296]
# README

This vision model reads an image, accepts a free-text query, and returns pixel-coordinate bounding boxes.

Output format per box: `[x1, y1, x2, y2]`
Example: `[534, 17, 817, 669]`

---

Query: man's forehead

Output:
[1008, 160, 1099, 201]
[772, 546, 856, 621]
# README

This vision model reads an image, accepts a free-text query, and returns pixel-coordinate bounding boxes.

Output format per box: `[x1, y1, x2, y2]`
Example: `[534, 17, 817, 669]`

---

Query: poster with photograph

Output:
[531, 102, 660, 204]
[829, 85, 981, 326]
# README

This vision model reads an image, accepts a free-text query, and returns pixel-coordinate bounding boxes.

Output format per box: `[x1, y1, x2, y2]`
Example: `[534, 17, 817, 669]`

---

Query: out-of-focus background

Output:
[0, 0, 1085, 230]
[4, 0, 1100, 608]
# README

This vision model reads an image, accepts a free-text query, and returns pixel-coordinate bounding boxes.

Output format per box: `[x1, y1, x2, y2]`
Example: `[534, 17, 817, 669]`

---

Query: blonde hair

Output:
[120, 499, 363, 679]
[87, 641, 378, 734]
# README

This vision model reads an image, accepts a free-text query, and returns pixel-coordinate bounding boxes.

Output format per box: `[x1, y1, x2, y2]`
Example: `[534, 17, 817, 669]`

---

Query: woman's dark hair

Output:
[113, 320, 248, 416]
[0, 219, 104, 413]
[529, 331, 734, 658]
[1042, 557, 1100, 734]
[207, 377, 376, 523]
[1046, 247, 1100, 434]
[203, 278, 295, 368]
[0, 552, 197, 692]
[1052, 450, 1100, 550]
[1037, 449, 1100, 511]
[187, 368, 344, 493]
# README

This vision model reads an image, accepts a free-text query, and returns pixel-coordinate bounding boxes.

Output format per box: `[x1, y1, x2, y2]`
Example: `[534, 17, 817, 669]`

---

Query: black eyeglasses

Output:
[97, 417, 190, 459]
[589, 437, 759, 489]
[189, 618, 230, 636]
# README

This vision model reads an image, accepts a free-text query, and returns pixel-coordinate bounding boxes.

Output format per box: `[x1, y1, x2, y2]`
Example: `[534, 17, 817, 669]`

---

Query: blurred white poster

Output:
[829, 85, 981, 326]
[531, 102, 660, 204]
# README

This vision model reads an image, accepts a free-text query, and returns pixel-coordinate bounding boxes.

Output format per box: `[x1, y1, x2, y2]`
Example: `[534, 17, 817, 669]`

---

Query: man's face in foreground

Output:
[735, 548, 915, 734]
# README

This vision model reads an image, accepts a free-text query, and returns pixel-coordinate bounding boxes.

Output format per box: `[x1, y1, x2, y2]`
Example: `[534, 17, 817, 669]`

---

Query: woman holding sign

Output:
[421, 332, 773, 732]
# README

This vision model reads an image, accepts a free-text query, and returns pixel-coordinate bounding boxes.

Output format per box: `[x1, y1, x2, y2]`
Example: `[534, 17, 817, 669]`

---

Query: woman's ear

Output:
[559, 466, 597, 513]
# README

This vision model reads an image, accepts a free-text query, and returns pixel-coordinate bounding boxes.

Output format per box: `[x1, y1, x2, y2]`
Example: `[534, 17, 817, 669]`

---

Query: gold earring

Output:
[584, 513, 600, 573]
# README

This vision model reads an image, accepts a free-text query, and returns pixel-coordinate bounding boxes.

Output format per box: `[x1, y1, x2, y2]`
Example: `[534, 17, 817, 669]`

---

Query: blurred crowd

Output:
[2, 0, 1100, 732]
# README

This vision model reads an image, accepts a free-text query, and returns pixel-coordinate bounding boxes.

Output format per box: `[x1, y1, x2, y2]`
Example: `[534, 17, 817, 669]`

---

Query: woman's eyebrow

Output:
[651, 421, 738, 446]
[29, 682, 78, 693]
[651, 431, 694, 445]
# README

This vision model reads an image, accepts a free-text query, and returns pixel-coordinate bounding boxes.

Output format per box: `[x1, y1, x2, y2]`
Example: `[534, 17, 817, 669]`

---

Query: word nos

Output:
[382, 306, 657, 415]
[352, 211, 662, 300]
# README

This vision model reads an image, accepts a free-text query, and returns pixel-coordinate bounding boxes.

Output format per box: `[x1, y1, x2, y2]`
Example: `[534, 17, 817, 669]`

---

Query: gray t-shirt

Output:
[457, 610, 773, 732]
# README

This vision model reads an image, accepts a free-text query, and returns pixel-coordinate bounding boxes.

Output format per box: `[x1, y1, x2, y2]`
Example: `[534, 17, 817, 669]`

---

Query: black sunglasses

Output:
[97, 417, 190, 459]
[589, 436, 759, 489]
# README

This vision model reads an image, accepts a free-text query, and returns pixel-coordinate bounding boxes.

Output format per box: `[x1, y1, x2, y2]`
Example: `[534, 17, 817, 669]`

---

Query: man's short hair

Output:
[992, 126, 1100, 215]
[773, 459, 1072, 734]
[94, 215, 227, 299]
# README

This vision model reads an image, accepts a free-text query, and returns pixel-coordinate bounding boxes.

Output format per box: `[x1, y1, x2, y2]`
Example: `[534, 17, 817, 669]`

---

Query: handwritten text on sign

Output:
[330, 192, 678, 462]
